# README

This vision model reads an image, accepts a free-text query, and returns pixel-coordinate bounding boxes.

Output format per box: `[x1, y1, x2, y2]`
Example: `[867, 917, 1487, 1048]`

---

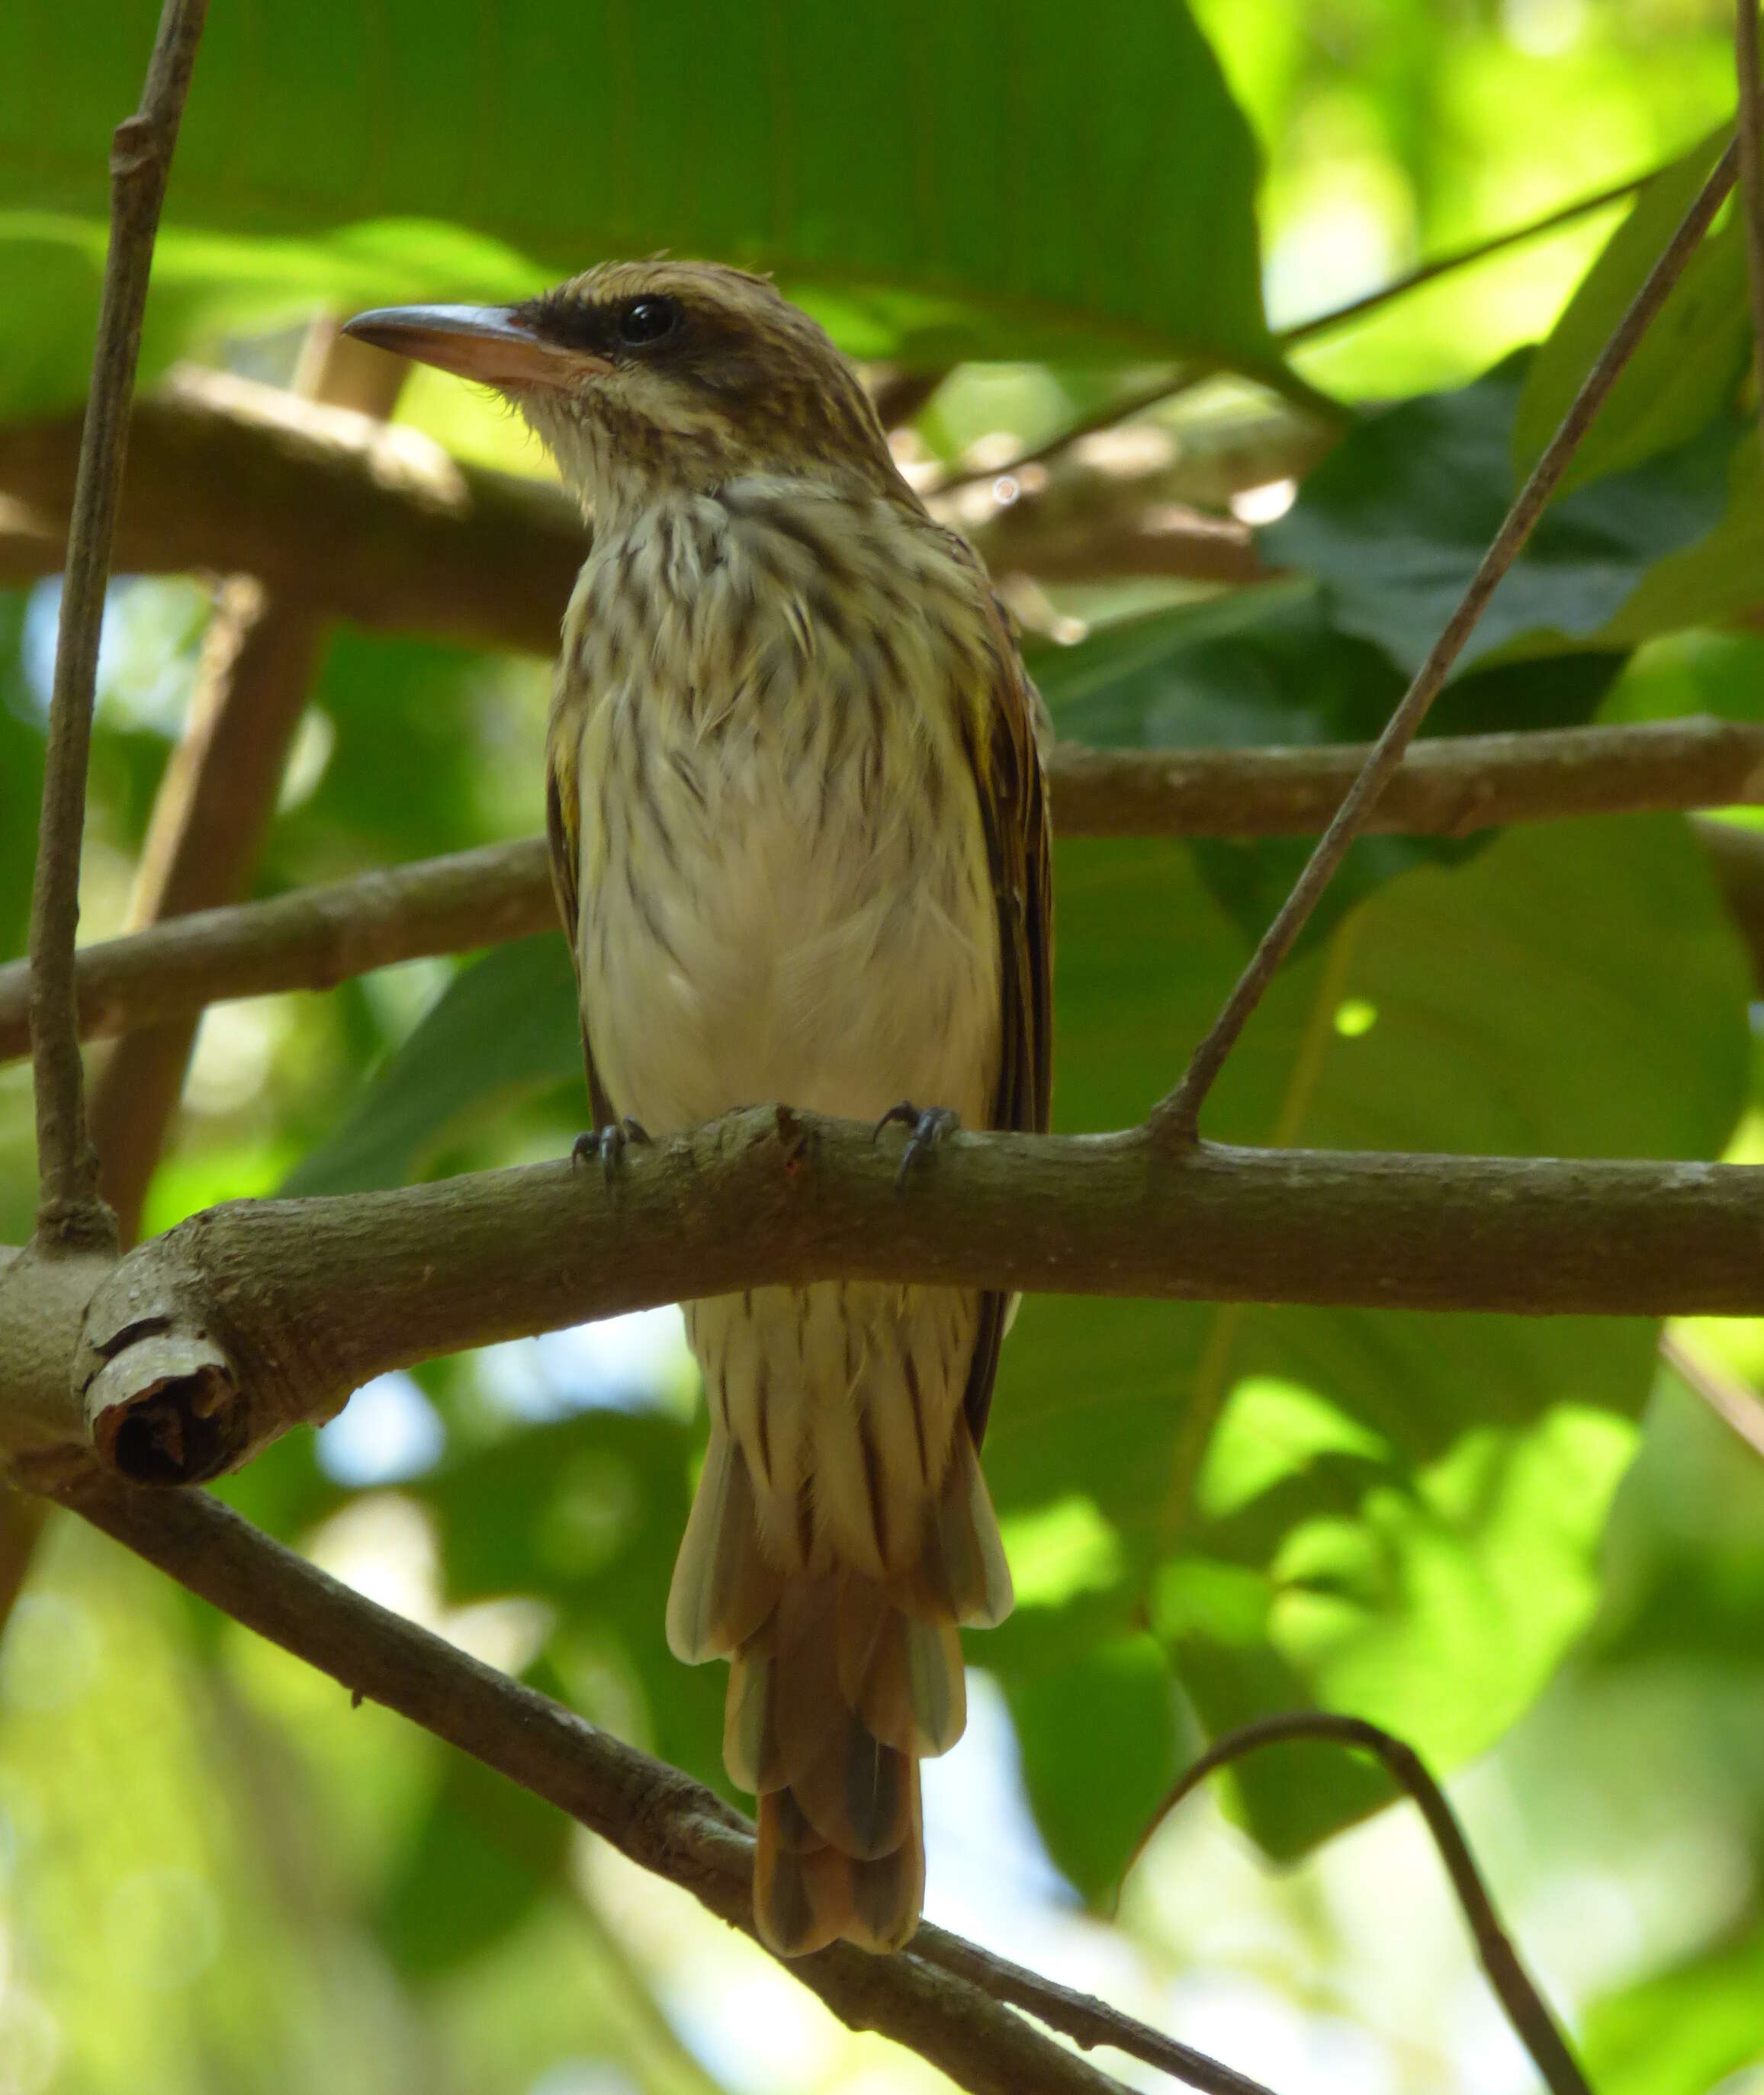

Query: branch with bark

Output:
[61, 1471, 1272, 2095]
[4, 715, 1761, 1065]
[2, 1109, 1760, 1493]
[0, 363, 1303, 637]
[25, 0, 209, 1246]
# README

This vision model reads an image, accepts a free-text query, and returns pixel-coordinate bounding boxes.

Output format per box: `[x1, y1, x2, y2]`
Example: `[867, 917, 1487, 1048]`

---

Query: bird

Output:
[344, 262, 1052, 1956]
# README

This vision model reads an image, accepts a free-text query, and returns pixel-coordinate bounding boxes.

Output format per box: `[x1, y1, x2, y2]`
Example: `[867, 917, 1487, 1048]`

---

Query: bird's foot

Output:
[873, 1101, 959, 1190]
[572, 1117, 652, 1187]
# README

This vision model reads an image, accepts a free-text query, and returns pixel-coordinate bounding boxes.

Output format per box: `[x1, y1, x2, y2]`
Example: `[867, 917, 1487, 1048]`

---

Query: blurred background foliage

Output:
[4, 1, 1764, 2090]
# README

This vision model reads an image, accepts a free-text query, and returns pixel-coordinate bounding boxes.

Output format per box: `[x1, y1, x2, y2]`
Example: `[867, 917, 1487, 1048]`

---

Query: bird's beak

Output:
[341, 304, 607, 388]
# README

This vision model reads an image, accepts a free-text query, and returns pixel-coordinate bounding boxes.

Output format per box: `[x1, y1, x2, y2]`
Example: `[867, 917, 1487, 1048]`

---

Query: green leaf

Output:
[1603, 436, 1764, 644]
[375, 1756, 567, 1978]
[986, 810, 1749, 1872]
[281, 936, 579, 1197]
[1513, 127, 1748, 493]
[1, 0, 1278, 416]
[1581, 1923, 1764, 2095]
[1036, 578, 1626, 950]
[1004, 1635, 1185, 1904]
[420, 1412, 728, 1805]
[1262, 358, 1737, 679]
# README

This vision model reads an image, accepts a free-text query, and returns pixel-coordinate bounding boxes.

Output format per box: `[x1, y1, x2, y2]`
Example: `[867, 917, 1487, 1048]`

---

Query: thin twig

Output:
[2, 710, 1762, 1068]
[920, 1930, 1278, 2095]
[4, 715, 1762, 1067]
[1737, 0, 1764, 465]
[1660, 1330, 1764, 1460]
[53, 1472, 1266, 2095]
[929, 165, 1653, 500]
[1152, 139, 1741, 1144]
[26, 0, 208, 1247]
[1120, 1713, 1592, 2095]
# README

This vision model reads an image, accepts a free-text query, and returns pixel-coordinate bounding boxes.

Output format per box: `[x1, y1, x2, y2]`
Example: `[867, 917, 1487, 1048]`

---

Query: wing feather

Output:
[545, 728, 616, 1134]
[948, 570, 1054, 1449]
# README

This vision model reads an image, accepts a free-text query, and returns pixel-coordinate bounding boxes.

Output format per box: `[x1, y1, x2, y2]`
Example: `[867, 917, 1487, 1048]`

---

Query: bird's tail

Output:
[667, 1412, 1012, 1955]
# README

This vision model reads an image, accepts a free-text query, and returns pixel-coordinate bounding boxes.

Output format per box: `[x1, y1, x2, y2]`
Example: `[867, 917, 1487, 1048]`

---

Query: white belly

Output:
[572, 694, 999, 1137]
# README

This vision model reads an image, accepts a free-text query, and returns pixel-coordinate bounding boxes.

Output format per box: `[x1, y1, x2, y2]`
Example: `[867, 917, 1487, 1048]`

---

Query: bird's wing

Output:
[545, 729, 618, 1134]
[956, 580, 1055, 1449]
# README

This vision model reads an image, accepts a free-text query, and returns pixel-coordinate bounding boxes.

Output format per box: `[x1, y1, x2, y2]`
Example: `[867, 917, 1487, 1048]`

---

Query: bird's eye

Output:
[618, 298, 680, 347]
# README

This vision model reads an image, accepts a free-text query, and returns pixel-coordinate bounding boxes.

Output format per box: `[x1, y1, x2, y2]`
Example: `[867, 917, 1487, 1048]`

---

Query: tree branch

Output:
[26, 0, 207, 1246]
[1120, 1714, 1589, 2095]
[0, 366, 1316, 633]
[91, 326, 408, 1244]
[0, 367, 586, 656]
[4, 716, 1760, 1067]
[0, 839, 555, 1065]
[0, 1112, 1757, 1489]
[53, 1470, 1271, 2095]
[1153, 139, 1742, 1145]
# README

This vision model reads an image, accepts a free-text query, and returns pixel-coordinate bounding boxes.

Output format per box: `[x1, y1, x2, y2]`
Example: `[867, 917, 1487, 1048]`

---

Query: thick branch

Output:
[27, 0, 207, 1245]
[8, 1113, 1759, 1488]
[0, 840, 555, 1065]
[5, 716, 1762, 1066]
[0, 368, 1309, 637]
[1155, 139, 1743, 1142]
[55, 1474, 1154, 2095]
[0, 368, 585, 656]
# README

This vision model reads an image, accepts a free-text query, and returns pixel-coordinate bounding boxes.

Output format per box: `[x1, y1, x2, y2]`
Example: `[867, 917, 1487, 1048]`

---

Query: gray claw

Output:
[874, 1101, 959, 1189]
[573, 1117, 651, 1187]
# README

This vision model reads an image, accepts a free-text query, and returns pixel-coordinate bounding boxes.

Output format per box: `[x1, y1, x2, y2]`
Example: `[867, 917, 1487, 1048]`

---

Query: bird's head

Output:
[344, 260, 905, 521]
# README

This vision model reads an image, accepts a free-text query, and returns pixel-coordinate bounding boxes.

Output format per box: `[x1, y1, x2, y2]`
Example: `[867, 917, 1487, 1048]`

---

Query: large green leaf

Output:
[984, 811, 1747, 1881]
[1, 0, 1277, 416]
[1261, 358, 1738, 678]
[1512, 127, 1748, 492]
[1582, 1926, 1764, 2095]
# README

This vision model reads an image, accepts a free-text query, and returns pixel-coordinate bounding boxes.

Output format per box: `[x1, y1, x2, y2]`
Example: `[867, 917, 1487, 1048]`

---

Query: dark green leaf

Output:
[282, 936, 579, 1196]
[1004, 1635, 1186, 1904]
[375, 1756, 567, 1978]
[1036, 580, 1626, 949]
[2, 0, 1277, 416]
[1262, 359, 1737, 677]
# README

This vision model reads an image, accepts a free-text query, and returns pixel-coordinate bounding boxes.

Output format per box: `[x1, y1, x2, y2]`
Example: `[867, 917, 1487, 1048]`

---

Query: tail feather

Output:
[895, 1423, 1014, 1628]
[670, 1374, 1012, 1955]
[836, 1576, 966, 1757]
[667, 1422, 782, 1662]
[755, 1771, 924, 1957]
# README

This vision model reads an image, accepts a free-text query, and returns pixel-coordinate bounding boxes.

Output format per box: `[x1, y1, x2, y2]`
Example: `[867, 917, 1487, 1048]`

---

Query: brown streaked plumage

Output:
[344, 262, 1052, 1955]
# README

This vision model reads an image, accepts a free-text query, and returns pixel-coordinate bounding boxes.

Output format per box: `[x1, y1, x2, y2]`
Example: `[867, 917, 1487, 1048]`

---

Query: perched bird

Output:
[344, 264, 1052, 1955]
